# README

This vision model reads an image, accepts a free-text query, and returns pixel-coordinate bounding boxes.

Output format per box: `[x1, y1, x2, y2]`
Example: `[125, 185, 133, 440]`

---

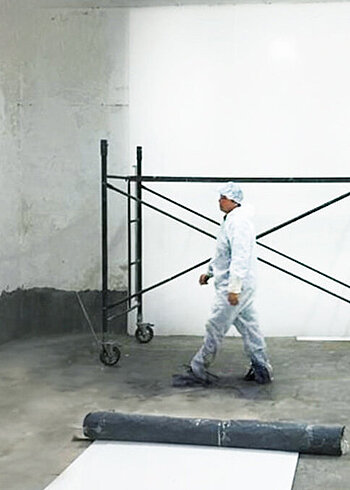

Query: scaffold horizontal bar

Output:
[107, 175, 350, 183]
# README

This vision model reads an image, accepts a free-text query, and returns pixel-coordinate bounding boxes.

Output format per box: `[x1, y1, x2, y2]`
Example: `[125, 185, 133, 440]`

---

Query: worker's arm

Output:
[199, 258, 214, 285]
[226, 217, 253, 304]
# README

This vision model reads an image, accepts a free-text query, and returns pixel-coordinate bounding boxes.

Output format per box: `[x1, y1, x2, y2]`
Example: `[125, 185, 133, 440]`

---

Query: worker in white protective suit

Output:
[189, 182, 273, 385]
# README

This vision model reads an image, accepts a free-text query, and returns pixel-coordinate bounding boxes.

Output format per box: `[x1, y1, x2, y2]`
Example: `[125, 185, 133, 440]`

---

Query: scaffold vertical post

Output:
[127, 179, 132, 308]
[101, 139, 108, 342]
[136, 146, 143, 325]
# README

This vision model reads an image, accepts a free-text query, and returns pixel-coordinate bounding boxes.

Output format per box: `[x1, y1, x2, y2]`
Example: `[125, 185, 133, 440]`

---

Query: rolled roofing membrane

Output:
[83, 412, 348, 456]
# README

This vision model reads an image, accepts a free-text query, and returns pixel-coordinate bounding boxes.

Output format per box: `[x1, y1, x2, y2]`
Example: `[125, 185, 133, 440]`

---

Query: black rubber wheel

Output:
[135, 326, 154, 344]
[99, 345, 121, 366]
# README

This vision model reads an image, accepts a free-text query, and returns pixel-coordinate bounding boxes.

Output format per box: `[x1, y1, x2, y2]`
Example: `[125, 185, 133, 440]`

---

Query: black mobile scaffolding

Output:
[99, 139, 350, 366]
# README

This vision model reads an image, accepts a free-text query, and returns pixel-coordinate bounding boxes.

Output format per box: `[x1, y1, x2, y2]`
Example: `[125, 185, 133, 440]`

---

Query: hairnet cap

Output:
[219, 182, 244, 204]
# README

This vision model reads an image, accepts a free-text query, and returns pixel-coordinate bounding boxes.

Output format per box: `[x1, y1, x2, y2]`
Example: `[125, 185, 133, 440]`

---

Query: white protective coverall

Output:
[190, 199, 270, 379]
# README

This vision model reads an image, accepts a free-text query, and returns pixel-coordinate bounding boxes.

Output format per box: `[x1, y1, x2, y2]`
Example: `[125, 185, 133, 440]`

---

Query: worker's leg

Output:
[233, 290, 267, 365]
[190, 290, 239, 380]
[233, 289, 273, 383]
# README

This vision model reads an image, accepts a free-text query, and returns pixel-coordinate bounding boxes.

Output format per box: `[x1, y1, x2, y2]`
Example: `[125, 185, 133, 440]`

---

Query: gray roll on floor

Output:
[83, 412, 348, 456]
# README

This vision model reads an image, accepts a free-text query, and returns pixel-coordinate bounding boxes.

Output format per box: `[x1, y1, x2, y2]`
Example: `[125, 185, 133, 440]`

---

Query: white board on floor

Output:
[44, 441, 298, 490]
[297, 336, 350, 341]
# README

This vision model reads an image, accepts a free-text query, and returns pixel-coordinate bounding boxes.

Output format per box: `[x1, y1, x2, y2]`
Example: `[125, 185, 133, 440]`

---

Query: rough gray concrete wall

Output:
[0, 2, 129, 294]
[0, 288, 127, 344]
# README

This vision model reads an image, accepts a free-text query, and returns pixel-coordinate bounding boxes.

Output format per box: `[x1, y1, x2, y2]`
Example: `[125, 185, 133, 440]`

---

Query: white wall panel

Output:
[129, 5, 350, 336]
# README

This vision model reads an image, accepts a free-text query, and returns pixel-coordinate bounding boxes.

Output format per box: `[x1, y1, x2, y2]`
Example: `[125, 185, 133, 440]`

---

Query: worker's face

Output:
[219, 195, 236, 213]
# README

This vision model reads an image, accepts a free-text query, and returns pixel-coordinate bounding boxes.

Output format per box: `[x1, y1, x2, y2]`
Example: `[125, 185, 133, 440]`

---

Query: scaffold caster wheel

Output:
[135, 325, 154, 344]
[99, 344, 121, 366]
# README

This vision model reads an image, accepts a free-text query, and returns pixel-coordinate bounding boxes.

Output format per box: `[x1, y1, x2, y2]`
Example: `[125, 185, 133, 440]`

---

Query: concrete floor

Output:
[1, 333, 349, 490]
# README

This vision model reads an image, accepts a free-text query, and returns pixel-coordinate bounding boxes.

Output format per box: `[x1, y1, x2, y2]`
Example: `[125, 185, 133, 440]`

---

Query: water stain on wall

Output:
[20, 198, 34, 237]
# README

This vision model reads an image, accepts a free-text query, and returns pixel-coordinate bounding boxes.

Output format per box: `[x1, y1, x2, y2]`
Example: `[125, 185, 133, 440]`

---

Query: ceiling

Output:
[24, 0, 344, 8]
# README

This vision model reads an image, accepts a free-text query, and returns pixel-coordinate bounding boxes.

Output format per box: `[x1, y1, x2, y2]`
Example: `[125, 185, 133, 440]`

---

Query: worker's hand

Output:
[199, 274, 210, 285]
[228, 293, 240, 306]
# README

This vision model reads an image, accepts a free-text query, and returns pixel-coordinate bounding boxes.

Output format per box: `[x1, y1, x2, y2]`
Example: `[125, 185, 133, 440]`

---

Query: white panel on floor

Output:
[297, 337, 350, 341]
[44, 441, 298, 490]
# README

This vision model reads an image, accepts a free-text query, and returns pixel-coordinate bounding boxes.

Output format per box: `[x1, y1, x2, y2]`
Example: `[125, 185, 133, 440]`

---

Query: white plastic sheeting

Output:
[44, 441, 298, 490]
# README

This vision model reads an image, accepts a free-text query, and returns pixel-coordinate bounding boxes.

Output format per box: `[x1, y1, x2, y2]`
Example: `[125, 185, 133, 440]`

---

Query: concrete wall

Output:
[0, 288, 127, 344]
[1, 1, 349, 341]
[0, 2, 129, 341]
